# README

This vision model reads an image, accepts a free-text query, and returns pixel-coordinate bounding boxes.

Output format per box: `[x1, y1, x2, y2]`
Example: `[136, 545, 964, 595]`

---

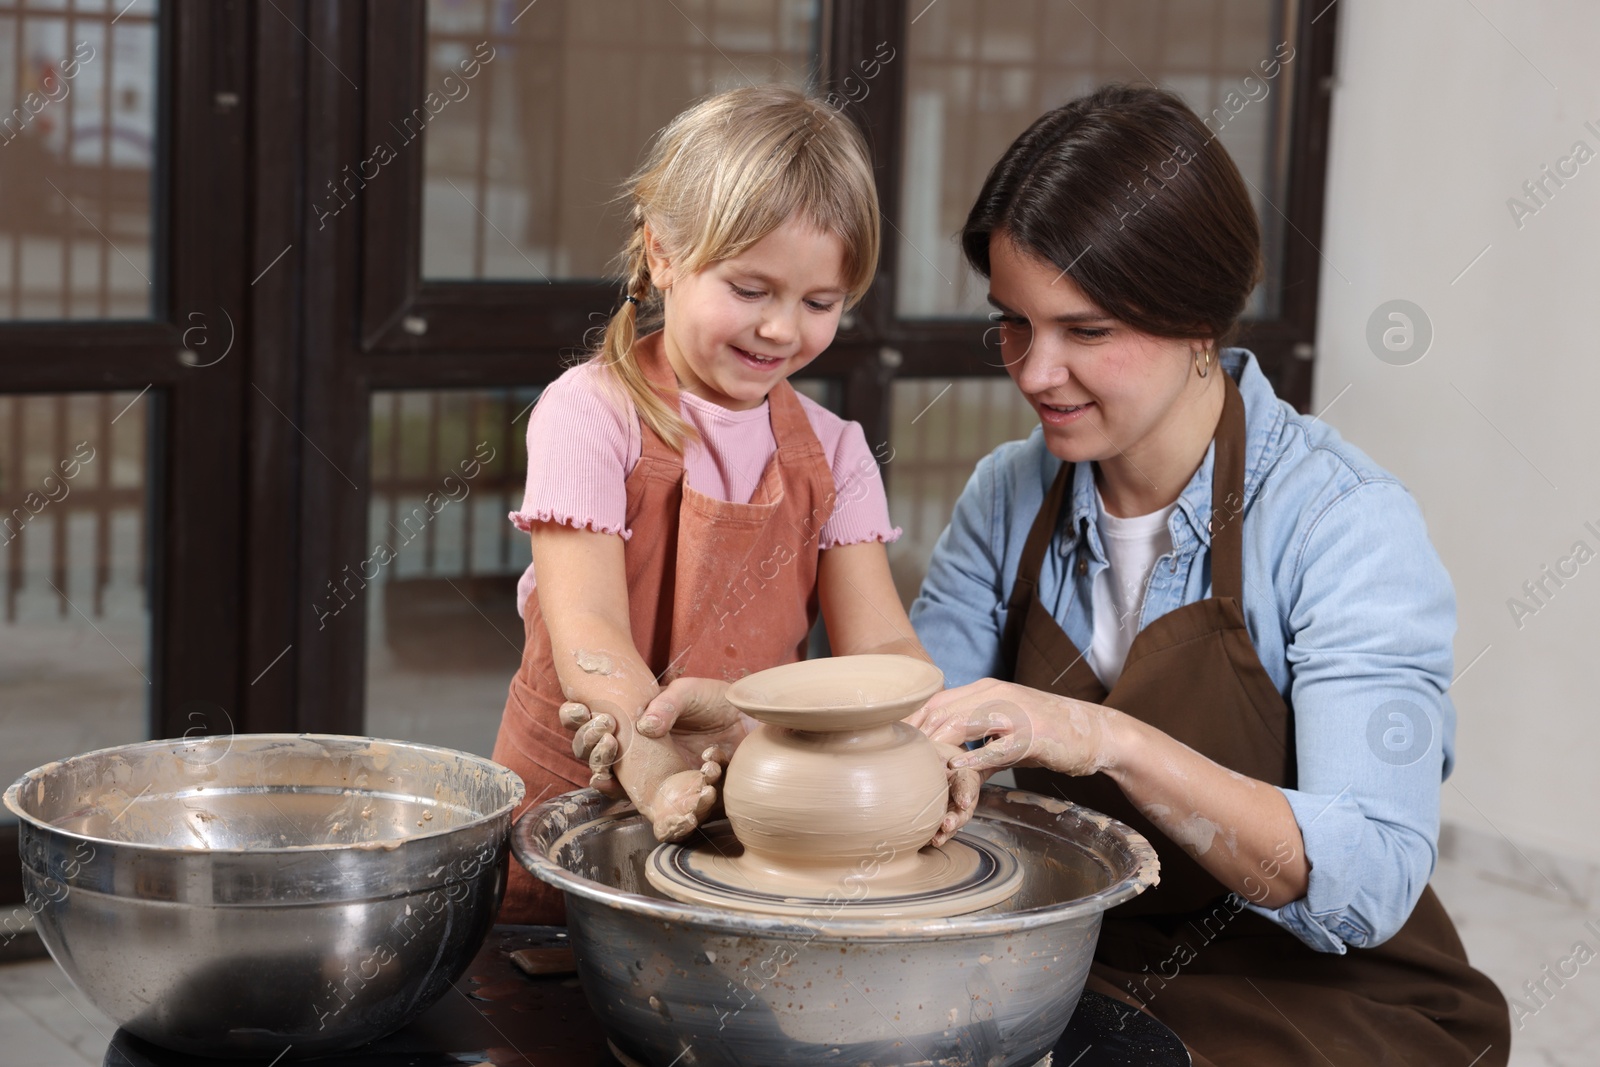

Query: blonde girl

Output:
[493, 86, 927, 924]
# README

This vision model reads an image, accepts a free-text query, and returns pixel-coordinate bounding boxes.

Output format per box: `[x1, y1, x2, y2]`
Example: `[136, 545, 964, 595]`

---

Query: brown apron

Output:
[493, 333, 836, 924]
[1003, 372, 1510, 1066]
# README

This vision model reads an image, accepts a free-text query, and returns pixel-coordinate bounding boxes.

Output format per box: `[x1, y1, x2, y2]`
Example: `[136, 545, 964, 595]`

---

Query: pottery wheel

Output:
[646, 821, 1024, 919]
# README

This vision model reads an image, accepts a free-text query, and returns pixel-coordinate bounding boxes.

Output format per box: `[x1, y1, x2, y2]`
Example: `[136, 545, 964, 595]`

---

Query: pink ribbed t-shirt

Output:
[510, 360, 900, 616]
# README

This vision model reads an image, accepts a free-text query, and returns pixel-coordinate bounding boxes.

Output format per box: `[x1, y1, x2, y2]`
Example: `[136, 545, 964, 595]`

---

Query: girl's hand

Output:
[636, 677, 752, 752]
[558, 702, 629, 798]
[906, 678, 1121, 778]
[560, 676, 750, 796]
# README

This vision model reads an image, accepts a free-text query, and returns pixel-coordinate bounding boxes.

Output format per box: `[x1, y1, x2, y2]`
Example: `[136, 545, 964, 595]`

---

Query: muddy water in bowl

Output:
[5, 734, 523, 1057]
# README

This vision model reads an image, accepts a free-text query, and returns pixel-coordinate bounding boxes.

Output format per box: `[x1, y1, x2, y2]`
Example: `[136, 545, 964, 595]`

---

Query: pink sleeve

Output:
[799, 402, 902, 549]
[508, 363, 638, 540]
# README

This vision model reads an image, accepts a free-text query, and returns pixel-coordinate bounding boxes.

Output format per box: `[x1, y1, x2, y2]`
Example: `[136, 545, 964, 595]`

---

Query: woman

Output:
[907, 84, 1510, 1065]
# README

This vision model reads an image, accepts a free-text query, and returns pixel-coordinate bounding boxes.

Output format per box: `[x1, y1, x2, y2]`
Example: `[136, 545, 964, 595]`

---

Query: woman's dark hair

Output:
[961, 84, 1263, 347]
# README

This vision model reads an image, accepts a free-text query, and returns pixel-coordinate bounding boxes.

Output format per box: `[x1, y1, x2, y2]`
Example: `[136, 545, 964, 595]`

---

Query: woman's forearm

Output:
[920, 679, 1309, 900]
[1104, 713, 1308, 908]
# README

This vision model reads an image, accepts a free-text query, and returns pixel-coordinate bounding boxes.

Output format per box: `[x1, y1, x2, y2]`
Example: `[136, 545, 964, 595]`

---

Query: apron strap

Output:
[999, 458, 1073, 677]
[765, 372, 817, 450]
[1209, 372, 1247, 603]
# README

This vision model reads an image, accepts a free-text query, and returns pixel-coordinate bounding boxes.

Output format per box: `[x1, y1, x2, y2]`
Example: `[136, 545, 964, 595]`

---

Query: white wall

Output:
[1316, 2, 1600, 867]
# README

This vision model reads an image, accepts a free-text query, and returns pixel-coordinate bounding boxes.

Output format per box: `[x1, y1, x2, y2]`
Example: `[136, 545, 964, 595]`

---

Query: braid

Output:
[594, 212, 695, 451]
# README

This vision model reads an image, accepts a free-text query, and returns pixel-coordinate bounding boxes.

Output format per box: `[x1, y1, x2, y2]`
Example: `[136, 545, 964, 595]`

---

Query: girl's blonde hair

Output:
[596, 85, 881, 451]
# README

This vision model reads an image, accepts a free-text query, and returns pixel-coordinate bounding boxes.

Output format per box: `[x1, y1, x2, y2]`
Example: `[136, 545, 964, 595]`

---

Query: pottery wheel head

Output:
[726, 654, 945, 731]
[646, 822, 1024, 919]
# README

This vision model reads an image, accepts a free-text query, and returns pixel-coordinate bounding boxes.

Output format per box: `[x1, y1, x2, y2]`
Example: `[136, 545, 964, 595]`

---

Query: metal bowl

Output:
[4, 734, 524, 1058]
[515, 786, 1159, 1067]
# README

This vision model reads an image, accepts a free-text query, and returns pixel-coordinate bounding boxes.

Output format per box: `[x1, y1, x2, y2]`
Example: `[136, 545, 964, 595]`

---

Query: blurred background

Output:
[0, 2, 1594, 1062]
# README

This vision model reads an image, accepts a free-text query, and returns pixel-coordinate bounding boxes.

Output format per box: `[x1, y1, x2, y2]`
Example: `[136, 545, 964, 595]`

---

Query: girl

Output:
[907, 85, 1510, 1064]
[493, 85, 926, 925]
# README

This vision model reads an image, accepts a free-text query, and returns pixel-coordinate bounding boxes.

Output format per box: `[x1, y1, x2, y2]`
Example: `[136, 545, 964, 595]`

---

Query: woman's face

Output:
[987, 233, 1204, 467]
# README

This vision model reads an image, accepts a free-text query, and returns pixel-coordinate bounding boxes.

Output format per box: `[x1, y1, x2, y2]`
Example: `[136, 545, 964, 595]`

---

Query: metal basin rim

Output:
[514, 787, 1160, 943]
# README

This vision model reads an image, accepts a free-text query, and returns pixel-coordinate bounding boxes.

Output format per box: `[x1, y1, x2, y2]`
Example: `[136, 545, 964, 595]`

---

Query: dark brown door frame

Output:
[240, 0, 313, 737]
[0, 0, 253, 902]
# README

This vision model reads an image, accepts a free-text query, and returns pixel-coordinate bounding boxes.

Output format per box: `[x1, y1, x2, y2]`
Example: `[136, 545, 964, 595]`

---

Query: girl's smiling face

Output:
[987, 232, 1207, 468]
[650, 215, 849, 411]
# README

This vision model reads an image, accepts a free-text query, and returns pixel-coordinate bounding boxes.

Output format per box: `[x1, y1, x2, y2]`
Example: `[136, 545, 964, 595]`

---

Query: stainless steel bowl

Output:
[515, 786, 1159, 1067]
[5, 734, 524, 1058]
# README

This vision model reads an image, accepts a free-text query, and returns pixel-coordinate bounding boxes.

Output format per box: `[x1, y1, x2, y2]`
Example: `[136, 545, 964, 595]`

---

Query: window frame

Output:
[0, 0, 253, 908]
[289, 0, 1340, 736]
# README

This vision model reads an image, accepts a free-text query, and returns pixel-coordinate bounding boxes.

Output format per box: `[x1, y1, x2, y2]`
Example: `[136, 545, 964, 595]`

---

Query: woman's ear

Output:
[643, 225, 675, 291]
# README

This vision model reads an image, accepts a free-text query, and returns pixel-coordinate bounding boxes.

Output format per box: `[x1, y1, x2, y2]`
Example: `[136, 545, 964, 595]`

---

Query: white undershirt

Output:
[1088, 486, 1176, 689]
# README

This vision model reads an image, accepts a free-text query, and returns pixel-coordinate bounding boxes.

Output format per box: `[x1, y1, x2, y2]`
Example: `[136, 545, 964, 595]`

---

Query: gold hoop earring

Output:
[1194, 346, 1212, 378]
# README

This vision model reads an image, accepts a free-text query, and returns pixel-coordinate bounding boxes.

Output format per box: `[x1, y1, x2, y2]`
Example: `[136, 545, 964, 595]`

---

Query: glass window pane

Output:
[897, 0, 1293, 321]
[886, 377, 1037, 604]
[364, 387, 539, 757]
[0, 1, 160, 319]
[421, 0, 821, 281]
[1, 391, 152, 821]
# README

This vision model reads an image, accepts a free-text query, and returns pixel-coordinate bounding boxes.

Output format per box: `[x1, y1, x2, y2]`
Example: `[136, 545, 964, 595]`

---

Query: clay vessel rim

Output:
[725, 654, 945, 728]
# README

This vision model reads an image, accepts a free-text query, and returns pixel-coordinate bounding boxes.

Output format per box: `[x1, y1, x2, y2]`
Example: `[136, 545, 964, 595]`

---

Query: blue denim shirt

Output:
[910, 348, 1456, 954]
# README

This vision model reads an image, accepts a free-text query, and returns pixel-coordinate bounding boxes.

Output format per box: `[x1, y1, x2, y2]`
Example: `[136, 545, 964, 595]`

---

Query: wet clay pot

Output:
[721, 655, 948, 883]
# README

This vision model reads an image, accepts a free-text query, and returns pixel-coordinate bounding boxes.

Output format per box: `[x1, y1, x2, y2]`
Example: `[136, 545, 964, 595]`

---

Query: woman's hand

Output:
[914, 679, 1312, 908]
[906, 678, 1120, 847]
[561, 676, 751, 796]
[907, 678, 1122, 777]
[925, 739, 985, 846]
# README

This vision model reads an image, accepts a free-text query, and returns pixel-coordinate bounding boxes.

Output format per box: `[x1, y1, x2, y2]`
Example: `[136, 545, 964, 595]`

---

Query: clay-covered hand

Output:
[558, 701, 629, 797]
[635, 676, 753, 753]
[908, 678, 1121, 777]
[925, 739, 983, 847]
[904, 699, 990, 846]
[560, 676, 750, 798]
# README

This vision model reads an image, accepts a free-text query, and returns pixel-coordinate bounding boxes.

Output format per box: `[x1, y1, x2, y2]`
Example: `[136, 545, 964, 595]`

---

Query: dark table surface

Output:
[101, 926, 1189, 1067]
